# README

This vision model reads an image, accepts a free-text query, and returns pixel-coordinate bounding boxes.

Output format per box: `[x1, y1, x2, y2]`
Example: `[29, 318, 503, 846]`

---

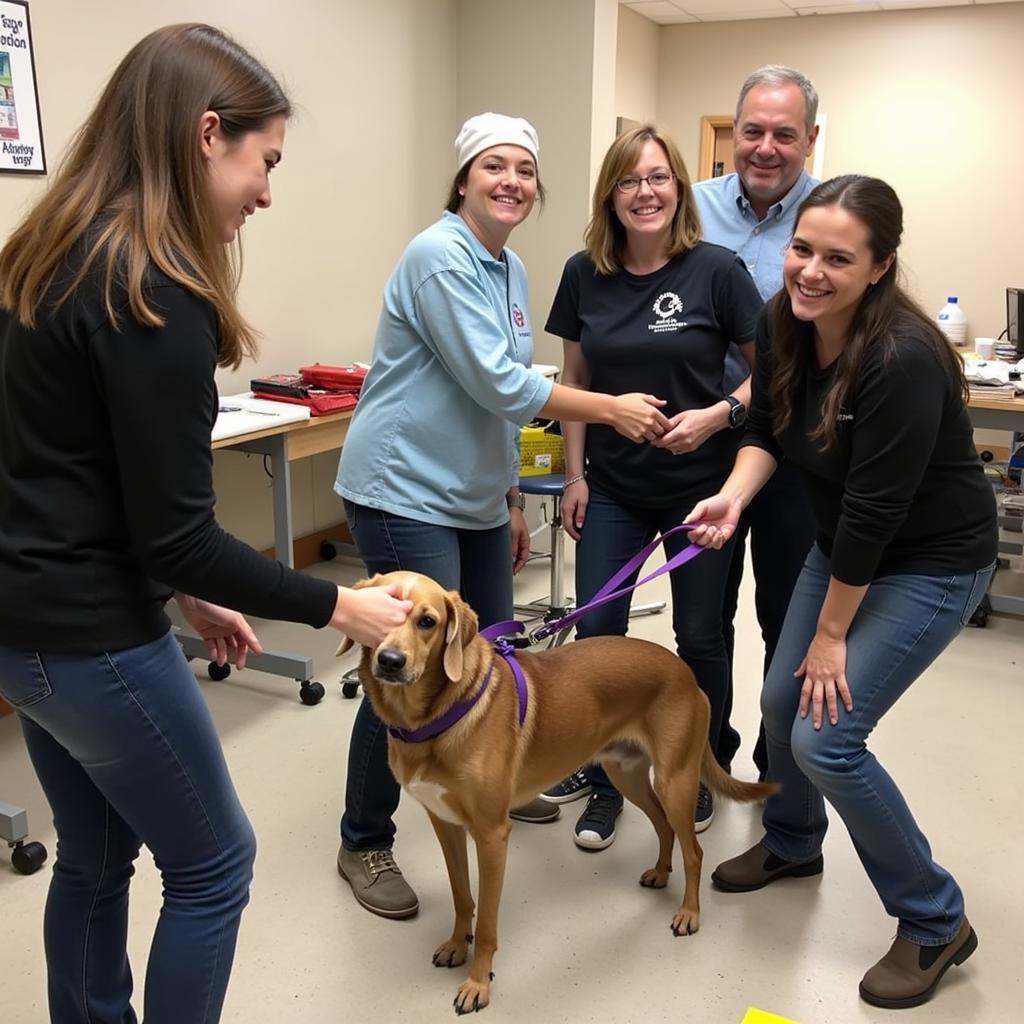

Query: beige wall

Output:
[615, 2, 659, 126]
[456, 0, 620, 366]
[1, 0, 458, 548]
[8, 2, 1019, 550]
[656, 2, 1024, 341]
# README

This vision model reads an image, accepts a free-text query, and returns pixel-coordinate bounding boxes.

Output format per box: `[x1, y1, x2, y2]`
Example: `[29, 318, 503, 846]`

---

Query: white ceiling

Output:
[621, 0, 1019, 25]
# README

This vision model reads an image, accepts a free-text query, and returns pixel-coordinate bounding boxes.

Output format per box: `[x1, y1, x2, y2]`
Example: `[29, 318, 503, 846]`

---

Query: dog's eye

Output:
[417, 614, 437, 630]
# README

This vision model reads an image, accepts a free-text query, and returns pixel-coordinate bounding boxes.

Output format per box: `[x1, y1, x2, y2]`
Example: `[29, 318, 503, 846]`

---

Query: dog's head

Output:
[336, 571, 479, 685]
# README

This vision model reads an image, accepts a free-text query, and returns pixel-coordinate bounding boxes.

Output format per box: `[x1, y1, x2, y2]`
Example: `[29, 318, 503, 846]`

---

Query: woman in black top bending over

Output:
[0, 24, 409, 1024]
[686, 175, 996, 1010]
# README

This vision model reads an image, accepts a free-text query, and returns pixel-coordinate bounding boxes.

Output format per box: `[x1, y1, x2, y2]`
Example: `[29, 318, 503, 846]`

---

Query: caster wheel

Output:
[320, 540, 338, 561]
[208, 661, 231, 681]
[341, 680, 360, 699]
[12, 841, 48, 875]
[300, 680, 325, 706]
[968, 593, 991, 628]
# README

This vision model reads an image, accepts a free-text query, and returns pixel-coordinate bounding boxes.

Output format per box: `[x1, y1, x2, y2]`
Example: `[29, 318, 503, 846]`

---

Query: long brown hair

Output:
[584, 125, 702, 276]
[0, 23, 290, 369]
[768, 174, 968, 448]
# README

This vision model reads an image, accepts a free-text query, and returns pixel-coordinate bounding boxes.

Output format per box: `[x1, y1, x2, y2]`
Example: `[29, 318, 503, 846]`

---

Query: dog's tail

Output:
[701, 742, 779, 804]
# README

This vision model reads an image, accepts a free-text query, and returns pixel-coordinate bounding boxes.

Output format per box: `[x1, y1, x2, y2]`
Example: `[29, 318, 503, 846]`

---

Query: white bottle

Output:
[936, 296, 967, 347]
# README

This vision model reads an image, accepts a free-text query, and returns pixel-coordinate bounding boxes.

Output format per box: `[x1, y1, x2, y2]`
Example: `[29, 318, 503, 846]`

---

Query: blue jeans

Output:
[721, 459, 817, 773]
[574, 486, 736, 798]
[0, 632, 256, 1024]
[760, 545, 994, 944]
[340, 500, 513, 850]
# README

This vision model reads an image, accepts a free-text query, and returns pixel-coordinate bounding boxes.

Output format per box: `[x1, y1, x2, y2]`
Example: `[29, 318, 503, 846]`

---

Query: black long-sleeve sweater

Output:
[743, 312, 997, 586]
[0, 255, 336, 653]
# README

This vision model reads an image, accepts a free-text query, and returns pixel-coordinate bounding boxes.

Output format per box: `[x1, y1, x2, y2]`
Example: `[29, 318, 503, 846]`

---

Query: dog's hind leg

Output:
[601, 757, 675, 889]
[651, 761, 703, 937]
[428, 813, 475, 970]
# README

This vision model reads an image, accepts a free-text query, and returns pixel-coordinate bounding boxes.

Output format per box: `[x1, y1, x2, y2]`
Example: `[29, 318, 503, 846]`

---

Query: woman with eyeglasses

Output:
[333, 113, 671, 922]
[541, 126, 763, 851]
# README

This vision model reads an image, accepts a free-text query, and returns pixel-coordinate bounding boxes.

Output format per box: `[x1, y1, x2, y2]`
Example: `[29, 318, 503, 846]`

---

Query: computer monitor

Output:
[1009, 287, 1024, 356]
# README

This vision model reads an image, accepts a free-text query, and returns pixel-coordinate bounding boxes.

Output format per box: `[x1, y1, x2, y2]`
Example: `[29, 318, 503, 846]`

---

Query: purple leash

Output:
[390, 525, 707, 743]
[483, 521, 707, 655]
[531, 522, 706, 641]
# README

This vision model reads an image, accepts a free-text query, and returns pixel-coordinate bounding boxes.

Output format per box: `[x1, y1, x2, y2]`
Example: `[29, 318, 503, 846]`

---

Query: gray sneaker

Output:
[337, 846, 419, 919]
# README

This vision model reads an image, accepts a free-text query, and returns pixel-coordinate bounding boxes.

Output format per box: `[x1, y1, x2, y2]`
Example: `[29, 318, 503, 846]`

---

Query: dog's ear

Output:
[353, 574, 382, 591]
[442, 592, 478, 682]
[334, 574, 386, 656]
[442, 594, 463, 681]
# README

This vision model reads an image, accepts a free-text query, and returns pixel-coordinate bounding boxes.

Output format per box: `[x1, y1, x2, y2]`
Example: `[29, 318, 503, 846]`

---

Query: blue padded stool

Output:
[515, 474, 572, 643]
[514, 473, 664, 647]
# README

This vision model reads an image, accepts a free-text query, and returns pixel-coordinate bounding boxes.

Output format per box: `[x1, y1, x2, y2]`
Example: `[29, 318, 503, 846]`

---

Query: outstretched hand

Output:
[609, 393, 669, 443]
[175, 594, 263, 670]
[683, 494, 741, 549]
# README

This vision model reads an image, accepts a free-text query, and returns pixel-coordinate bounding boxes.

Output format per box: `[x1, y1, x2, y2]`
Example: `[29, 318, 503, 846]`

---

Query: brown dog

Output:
[339, 571, 776, 1014]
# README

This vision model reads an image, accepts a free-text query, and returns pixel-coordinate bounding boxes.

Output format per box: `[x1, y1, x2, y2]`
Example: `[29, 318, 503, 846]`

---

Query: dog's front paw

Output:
[639, 866, 669, 889]
[433, 935, 471, 969]
[453, 975, 491, 1015]
[670, 907, 700, 937]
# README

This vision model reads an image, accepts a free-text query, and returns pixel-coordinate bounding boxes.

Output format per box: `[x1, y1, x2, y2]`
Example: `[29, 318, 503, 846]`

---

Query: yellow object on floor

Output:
[741, 1009, 799, 1024]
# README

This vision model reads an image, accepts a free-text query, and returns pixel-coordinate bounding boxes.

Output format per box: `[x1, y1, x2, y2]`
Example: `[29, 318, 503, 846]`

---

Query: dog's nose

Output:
[376, 648, 407, 673]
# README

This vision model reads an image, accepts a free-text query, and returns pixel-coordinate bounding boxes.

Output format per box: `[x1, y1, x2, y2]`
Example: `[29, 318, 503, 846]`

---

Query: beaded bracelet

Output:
[562, 473, 586, 490]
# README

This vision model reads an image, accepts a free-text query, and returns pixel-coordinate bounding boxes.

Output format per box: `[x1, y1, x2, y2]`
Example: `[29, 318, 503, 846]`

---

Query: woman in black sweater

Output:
[0, 24, 410, 1024]
[684, 175, 996, 1011]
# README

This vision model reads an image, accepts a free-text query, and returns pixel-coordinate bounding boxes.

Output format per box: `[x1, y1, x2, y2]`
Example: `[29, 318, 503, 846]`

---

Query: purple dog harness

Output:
[387, 524, 706, 744]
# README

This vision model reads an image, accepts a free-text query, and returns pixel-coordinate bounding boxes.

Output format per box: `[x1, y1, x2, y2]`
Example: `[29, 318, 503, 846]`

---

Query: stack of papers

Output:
[965, 358, 1023, 397]
[213, 392, 311, 442]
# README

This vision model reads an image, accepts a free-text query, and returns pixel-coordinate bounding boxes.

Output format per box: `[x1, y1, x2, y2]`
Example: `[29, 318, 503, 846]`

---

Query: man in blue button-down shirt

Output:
[693, 65, 821, 779]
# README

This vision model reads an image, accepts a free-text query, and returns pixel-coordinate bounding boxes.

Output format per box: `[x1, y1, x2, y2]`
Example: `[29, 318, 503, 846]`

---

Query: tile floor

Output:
[2, 543, 1022, 1023]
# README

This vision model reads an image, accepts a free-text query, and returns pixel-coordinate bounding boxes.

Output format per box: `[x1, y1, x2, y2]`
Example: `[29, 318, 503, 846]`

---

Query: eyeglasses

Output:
[615, 171, 675, 194]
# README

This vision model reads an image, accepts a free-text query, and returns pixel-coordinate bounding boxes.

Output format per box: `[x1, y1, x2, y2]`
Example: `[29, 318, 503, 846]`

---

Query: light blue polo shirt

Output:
[336, 211, 553, 530]
[693, 170, 819, 302]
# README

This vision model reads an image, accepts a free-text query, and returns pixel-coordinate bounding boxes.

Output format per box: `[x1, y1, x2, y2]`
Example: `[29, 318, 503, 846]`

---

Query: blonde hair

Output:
[0, 23, 290, 369]
[583, 125, 702, 276]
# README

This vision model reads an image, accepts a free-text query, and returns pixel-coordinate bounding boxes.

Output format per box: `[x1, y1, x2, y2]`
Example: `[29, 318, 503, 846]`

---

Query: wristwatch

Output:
[724, 395, 747, 429]
[506, 492, 526, 510]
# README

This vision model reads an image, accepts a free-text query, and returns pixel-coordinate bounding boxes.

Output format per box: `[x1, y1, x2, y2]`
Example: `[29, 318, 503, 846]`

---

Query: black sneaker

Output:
[574, 792, 623, 850]
[542, 767, 592, 804]
[695, 783, 714, 833]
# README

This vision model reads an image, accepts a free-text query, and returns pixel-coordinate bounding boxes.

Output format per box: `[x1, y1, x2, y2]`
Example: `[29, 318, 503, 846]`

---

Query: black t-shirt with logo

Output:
[545, 244, 762, 508]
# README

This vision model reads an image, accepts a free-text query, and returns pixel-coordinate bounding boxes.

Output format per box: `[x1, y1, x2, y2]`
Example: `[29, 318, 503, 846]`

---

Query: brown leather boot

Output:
[711, 841, 823, 893]
[859, 918, 977, 1009]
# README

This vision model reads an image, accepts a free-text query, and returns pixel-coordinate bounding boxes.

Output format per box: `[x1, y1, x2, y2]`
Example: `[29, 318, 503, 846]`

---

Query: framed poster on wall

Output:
[0, 0, 45, 174]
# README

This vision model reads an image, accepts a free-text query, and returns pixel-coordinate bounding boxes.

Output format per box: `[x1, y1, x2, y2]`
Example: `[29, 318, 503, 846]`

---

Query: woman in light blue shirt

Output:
[333, 112, 669, 921]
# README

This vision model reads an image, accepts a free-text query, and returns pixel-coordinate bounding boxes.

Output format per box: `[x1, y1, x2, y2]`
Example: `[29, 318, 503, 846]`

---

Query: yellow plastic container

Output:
[519, 425, 565, 476]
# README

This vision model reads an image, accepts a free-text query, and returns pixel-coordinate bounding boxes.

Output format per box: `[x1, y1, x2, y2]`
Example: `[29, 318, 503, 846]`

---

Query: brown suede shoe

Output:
[859, 918, 977, 1009]
[711, 841, 823, 893]
[337, 846, 419, 919]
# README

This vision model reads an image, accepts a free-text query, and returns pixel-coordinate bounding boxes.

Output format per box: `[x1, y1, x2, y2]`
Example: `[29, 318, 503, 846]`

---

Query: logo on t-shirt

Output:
[649, 292, 687, 333]
[511, 304, 526, 328]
